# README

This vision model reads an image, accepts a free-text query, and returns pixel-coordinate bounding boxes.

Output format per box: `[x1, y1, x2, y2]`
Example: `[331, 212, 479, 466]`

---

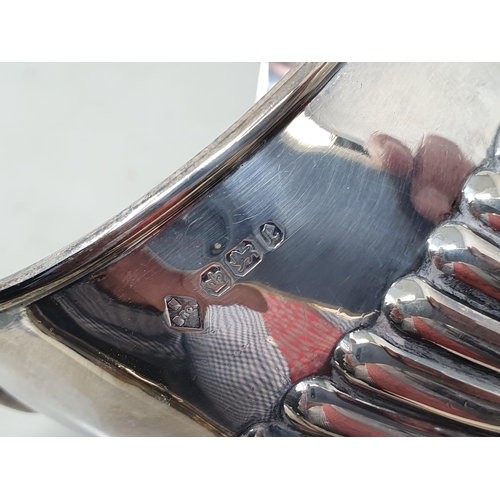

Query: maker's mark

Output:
[164, 295, 203, 332]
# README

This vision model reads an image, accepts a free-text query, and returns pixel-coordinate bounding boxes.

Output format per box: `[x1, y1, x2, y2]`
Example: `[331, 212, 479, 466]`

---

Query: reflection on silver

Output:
[334, 329, 500, 433]
[464, 170, 500, 231]
[3, 63, 500, 436]
[384, 276, 500, 370]
[313, 151, 500, 437]
[428, 222, 500, 301]
[282, 375, 482, 437]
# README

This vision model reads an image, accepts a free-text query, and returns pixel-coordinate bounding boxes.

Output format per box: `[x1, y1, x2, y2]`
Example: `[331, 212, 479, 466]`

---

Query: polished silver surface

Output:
[334, 329, 500, 433]
[310, 149, 500, 436]
[384, 276, 500, 370]
[429, 222, 500, 301]
[282, 375, 483, 437]
[3, 63, 500, 436]
[464, 170, 500, 230]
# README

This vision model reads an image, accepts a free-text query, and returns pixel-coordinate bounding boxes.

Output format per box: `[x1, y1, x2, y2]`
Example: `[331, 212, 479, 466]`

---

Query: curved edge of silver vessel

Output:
[0, 62, 341, 311]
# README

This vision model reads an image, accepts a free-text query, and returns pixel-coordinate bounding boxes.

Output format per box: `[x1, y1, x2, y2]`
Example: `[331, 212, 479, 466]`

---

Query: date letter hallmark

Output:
[164, 296, 203, 332]
[226, 240, 262, 277]
[259, 222, 285, 250]
[201, 265, 232, 296]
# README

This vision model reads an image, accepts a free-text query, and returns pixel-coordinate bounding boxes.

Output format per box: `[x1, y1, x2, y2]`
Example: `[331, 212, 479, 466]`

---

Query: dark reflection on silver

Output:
[384, 276, 500, 370]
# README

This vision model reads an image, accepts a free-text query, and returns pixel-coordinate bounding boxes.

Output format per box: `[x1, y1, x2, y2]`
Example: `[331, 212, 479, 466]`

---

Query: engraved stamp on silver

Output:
[225, 240, 262, 277]
[258, 222, 285, 250]
[200, 264, 232, 296]
[164, 295, 203, 332]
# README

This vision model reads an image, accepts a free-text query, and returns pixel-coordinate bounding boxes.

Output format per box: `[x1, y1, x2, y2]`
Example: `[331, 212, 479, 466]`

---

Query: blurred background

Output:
[0, 63, 264, 435]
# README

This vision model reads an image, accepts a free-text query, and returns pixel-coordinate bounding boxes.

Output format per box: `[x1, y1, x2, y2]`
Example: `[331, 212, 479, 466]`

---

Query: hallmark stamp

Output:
[164, 296, 203, 332]
[226, 240, 262, 277]
[258, 222, 285, 250]
[201, 264, 232, 296]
